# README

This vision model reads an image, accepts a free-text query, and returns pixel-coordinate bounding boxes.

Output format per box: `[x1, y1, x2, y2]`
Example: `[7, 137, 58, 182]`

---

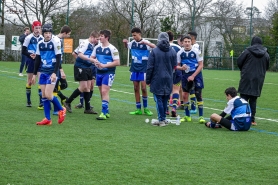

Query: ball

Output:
[145, 118, 149, 123]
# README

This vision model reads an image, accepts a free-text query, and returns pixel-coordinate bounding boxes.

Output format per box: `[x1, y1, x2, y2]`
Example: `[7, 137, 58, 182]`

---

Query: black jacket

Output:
[19, 33, 27, 45]
[237, 36, 269, 97]
[146, 40, 177, 95]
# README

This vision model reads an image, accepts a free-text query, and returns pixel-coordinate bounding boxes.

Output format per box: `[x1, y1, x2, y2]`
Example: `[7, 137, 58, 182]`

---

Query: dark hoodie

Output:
[146, 32, 177, 95]
[237, 36, 270, 97]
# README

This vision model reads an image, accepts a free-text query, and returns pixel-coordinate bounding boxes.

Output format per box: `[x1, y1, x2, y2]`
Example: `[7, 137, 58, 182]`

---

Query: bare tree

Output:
[3, 0, 73, 27]
[264, 0, 278, 19]
[107, 0, 167, 37]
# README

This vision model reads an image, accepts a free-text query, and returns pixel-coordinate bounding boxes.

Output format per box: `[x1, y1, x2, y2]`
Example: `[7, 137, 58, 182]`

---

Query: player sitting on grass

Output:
[205, 87, 252, 131]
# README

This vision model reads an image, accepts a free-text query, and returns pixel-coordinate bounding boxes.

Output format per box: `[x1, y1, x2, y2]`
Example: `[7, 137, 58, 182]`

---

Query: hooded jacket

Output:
[146, 32, 177, 95]
[237, 36, 269, 97]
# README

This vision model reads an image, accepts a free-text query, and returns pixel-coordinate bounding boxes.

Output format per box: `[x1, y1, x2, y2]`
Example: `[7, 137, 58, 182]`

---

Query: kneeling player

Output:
[205, 87, 252, 131]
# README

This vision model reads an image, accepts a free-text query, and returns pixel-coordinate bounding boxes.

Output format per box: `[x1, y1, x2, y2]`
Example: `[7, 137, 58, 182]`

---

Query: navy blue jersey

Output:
[91, 44, 120, 74]
[36, 36, 61, 74]
[224, 96, 252, 131]
[23, 33, 43, 54]
[177, 47, 203, 73]
[128, 39, 152, 72]
[75, 39, 95, 68]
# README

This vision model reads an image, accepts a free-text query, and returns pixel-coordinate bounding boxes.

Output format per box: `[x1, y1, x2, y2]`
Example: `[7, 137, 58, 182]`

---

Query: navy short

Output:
[173, 70, 182, 85]
[130, 72, 145, 81]
[90, 65, 97, 80]
[26, 58, 35, 73]
[74, 66, 93, 81]
[182, 72, 204, 92]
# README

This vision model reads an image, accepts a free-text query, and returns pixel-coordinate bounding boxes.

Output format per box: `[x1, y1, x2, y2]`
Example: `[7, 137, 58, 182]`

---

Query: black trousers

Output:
[240, 94, 258, 122]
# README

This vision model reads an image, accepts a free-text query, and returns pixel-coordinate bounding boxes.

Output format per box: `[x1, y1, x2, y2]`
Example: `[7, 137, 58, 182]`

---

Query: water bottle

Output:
[185, 65, 190, 73]
[176, 115, 180, 126]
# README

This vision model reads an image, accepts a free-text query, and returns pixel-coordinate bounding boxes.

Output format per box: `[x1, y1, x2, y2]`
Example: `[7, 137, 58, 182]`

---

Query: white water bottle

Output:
[176, 115, 180, 125]
[185, 65, 190, 73]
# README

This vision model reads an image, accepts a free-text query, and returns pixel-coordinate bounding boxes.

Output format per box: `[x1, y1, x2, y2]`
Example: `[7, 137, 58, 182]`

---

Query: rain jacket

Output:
[237, 36, 269, 97]
[146, 32, 177, 95]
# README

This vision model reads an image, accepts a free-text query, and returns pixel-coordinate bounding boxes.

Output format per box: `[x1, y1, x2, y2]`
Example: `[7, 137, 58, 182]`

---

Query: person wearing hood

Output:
[237, 36, 269, 126]
[146, 32, 177, 126]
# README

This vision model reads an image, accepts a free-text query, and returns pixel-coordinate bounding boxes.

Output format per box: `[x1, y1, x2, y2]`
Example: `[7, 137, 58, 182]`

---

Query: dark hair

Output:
[60, 25, 71, 34]
[167, 31, 174, 41]
[90, 30, 99, 38]
[100, 29, 111, 41]
[188, 31, 197, 39]
[131, 27, 141, 34]
[225, 87, 237, 97]
[181, 35, 192, 41]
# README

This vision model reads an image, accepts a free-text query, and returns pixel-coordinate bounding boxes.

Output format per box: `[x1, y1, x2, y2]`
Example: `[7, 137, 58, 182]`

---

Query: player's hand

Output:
[123, 39, 128, 43]
[50, 73, 57, 83]
[31, 75, 36, 85]
[181, 64, 187, 70]
[60, 70, 66, 79]
[187, 76, 194, 81]
[30, 53, 36, 59]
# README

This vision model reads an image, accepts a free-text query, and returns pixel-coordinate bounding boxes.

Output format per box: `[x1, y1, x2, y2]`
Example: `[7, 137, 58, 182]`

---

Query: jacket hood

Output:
[247, 36, 267, 58]
[157, 32, 170, 52]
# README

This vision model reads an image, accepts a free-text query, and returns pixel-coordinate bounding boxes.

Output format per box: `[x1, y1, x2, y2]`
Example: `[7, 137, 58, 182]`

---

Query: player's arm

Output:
[31, 54, 41, 85]
[237, 50, 248, 70]
[140, 40, 156, 48]
[78, 52, 93, 65]
[146, 51, 155, 85]
[190, 60, 203, 78]
[72, 51, 78, 59]
[122, 39, 128, 48]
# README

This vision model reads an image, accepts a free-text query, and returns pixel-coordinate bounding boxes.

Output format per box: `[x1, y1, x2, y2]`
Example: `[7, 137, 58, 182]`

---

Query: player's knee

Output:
[141, 86, 147, 93]
[133, 85, 140, 92]
[195, 89, 202, 102]
[210, 113, 219, 121]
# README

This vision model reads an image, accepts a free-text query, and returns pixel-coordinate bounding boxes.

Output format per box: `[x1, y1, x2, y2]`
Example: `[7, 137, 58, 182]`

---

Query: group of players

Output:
[22, 21, 120, 124]
[124, 28, 205, 124]
[21, 21, 251, 131]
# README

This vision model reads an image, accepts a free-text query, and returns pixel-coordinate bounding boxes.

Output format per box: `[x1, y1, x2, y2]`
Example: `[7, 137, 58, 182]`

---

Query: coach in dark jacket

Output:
[237, 36, 269, 126]
[146, 32, 177, 126]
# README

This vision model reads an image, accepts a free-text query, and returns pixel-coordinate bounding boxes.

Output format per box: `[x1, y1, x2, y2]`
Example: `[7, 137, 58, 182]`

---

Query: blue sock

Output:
[136, 102, 141, 109]
[198, 101, 204, 117]
[190, 93, 196, 110]
[210, 120, 216, 128]
[184, 102, 190, 117]
[38, 87, 42, 104]
[51, 96, 63, 111]
[26, 84, 31, 103]
[80, 93, 84, 105]
[172, 93, 179, 110]
[43, 98, 51, 120]
[102, 100, 109, 114]
[142, 96, 148, 108]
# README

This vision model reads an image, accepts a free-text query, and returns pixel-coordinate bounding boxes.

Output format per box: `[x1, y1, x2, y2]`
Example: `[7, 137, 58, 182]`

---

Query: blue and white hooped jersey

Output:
[75, 39, 96, 68]
[170, 43, 181, 53]
[35, 37, 61, 74]
[177, 47, 203, 73]
[91, 43, 120, 74]
[224, 96, 252, 131]
[128, 39, 152, 72]
[23, 33, 43, 54]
